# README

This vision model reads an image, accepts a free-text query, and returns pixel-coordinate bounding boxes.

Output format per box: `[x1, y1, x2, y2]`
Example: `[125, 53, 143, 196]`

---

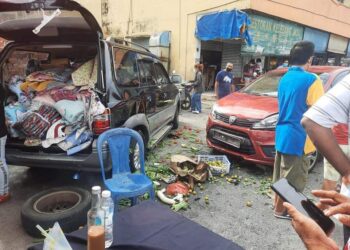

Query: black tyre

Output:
[172, 106, 180, 130]
[21, 186, 91, 238]
[130, 130, 146, 172]
[181, 93, 191, 110]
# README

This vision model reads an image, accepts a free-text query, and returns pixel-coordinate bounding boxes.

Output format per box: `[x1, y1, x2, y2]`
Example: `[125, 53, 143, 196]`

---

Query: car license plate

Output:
[213, 132, 241, 148]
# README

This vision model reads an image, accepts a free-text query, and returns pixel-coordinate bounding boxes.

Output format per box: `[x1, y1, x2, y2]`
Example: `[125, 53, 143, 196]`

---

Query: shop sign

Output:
[241, 14, 303, 55]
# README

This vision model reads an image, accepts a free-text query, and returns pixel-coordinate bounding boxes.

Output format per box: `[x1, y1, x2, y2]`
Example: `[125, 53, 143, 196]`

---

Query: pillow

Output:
[54, 100, 84, 125]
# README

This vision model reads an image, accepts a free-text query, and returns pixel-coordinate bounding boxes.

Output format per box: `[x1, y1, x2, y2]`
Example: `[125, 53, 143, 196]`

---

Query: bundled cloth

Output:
[13, 105, 60, 138]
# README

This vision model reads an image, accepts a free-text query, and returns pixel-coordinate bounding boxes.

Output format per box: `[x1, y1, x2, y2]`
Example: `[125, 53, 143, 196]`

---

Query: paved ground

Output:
[0, 91, 344, 249]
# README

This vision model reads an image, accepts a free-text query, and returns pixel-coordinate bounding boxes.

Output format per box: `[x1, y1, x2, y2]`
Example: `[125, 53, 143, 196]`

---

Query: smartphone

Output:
[271, 178, 335, 234]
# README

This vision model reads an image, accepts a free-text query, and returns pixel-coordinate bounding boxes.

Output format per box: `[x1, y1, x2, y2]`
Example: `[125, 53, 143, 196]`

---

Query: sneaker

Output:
[0, 193, 10, 204]
[192, 110, 200, 114]
[274, 211, 291, 220]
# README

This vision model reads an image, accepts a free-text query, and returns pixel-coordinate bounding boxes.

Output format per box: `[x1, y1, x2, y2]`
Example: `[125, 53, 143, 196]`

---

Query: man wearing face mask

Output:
[214, 63, 235, 99]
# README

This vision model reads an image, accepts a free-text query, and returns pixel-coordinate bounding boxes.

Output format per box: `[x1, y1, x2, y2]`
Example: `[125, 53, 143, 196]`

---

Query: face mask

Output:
[226, 68, 232, 72]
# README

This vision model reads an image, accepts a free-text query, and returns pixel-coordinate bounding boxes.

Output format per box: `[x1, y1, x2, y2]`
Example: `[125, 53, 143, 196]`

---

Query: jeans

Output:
[191, 93, 202, 112]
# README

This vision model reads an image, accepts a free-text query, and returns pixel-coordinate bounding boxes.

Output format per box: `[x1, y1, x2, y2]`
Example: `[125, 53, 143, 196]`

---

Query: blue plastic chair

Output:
[97, 128, 155, 208]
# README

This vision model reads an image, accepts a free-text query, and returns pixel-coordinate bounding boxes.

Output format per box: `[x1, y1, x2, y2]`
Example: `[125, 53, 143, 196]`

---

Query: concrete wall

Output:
[76, 0, 250, 79]
[75, 0, 350, 79]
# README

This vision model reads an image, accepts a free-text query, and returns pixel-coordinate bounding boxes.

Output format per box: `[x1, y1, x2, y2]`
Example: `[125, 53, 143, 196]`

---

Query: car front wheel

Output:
[306, 150, 323, 173]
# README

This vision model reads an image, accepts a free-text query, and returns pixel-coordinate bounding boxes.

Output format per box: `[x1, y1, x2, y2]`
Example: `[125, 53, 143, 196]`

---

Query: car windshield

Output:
[242, 74, 281, 97]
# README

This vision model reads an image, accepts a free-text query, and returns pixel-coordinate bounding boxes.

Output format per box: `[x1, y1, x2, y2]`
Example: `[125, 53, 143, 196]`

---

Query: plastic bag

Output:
[37, 222, 72, 250]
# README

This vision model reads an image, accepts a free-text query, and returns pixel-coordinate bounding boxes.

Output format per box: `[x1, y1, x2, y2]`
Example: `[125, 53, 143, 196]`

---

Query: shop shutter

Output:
[303, 27, 329, 53]
[201, 40, 223, 52]
[328, 34, 348, 54]
[221, 42, 242, 77]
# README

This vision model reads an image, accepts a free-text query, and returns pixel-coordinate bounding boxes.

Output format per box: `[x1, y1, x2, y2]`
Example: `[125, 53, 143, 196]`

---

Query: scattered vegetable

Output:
[171, 201, 189, 211]
[157, 188, 183, 205]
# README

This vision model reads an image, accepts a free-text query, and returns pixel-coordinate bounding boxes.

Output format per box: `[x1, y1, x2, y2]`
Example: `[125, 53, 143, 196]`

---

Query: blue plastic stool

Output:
[97, 128, 155, 210]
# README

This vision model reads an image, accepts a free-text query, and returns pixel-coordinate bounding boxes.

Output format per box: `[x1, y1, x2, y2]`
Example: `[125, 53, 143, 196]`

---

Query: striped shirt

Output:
[304, 74, 350, 138]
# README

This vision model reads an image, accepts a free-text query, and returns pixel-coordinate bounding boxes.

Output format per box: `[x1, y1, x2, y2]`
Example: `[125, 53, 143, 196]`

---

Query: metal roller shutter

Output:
[221, 42, 242, 77]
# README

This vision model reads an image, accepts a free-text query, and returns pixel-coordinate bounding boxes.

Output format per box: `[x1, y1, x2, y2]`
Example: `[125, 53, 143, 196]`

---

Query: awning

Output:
[195, 9, 252, 46]
[303, 27, 329, 53]
[328, 34, 348, 54]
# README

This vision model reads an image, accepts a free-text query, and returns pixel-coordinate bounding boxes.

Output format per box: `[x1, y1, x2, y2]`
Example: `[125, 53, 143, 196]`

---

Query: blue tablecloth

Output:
[29, 200, 244, 250]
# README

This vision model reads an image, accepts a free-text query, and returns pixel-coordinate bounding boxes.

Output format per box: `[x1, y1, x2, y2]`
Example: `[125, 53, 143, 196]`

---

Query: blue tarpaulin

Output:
[196, 9, 252, 46]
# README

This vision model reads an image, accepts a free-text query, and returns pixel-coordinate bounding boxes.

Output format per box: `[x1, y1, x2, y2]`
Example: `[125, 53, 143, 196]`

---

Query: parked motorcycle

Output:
[171, 74, 192, 110]
[176, 83, 192, 110]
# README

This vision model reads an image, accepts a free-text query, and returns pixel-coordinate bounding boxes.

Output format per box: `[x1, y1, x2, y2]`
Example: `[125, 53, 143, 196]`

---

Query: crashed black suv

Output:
[0, 0, 180, 172]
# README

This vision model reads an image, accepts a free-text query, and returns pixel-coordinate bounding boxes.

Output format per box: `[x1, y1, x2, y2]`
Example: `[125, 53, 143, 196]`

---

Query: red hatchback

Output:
[206, 66, 350, 169]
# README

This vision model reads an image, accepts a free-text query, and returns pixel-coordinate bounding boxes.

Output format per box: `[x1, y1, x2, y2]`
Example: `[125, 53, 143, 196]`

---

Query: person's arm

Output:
[283, 203, 338, 250]
[230, 75, 235, 93]
[302, 75, 350, 179]
[192, 72, 199, 87]
[214, 80, 219, 99]
[302, 118, 350, 177]
[214, 72, 221, 99]
[230, 84, 235, 93]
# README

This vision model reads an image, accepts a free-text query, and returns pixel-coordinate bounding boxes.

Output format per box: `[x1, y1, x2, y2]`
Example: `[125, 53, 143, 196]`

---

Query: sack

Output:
[13, 112, 50, 138]
[13, 105, 58, 138]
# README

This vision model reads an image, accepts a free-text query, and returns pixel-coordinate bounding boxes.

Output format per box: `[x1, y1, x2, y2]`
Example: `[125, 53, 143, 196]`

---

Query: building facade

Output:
[76, 0, 350, 84]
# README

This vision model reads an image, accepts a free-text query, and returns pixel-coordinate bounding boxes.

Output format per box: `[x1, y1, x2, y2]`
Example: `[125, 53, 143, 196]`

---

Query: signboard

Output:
[241, 14, 303, 55]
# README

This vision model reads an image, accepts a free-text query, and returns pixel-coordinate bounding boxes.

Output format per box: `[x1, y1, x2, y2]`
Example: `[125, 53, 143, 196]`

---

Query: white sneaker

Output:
[192, 110, 200, 114]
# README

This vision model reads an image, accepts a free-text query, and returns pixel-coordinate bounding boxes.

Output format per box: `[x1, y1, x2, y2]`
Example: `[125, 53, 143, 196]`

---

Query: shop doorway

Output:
[201, 50, 222, 90]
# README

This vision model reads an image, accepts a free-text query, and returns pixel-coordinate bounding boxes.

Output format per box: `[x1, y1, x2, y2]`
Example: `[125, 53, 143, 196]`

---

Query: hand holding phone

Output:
[272, 178, 335, 235]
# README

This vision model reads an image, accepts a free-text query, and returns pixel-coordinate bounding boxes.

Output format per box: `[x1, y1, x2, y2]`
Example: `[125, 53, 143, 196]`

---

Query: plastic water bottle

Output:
[87, 186, 105, 228]
[101, 190, 114, 248]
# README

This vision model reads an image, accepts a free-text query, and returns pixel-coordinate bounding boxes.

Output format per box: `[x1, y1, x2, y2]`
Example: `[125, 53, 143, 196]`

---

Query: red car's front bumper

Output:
[206, 114, 275, 166]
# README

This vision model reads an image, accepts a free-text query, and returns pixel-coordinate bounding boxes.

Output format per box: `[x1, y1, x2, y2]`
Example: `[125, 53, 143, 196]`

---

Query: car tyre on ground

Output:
[21, 186, 91, 238]
[172, 106, 180, 130]
[130, 130, 147, 172]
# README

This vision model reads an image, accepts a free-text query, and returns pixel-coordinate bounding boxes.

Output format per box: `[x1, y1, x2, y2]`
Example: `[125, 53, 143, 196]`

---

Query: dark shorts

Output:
[272, 152, 308, 192]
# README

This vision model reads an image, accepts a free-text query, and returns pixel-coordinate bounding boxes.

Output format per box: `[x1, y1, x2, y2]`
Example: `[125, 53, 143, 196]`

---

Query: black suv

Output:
[0, 0, 180, 171]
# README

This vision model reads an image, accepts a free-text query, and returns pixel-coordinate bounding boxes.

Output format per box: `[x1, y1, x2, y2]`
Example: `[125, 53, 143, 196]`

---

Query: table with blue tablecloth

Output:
[29, 200, 244, 250]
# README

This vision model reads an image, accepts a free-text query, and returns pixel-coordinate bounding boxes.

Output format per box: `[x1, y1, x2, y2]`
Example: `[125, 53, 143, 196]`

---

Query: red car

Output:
[207, 66, 350, 170]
